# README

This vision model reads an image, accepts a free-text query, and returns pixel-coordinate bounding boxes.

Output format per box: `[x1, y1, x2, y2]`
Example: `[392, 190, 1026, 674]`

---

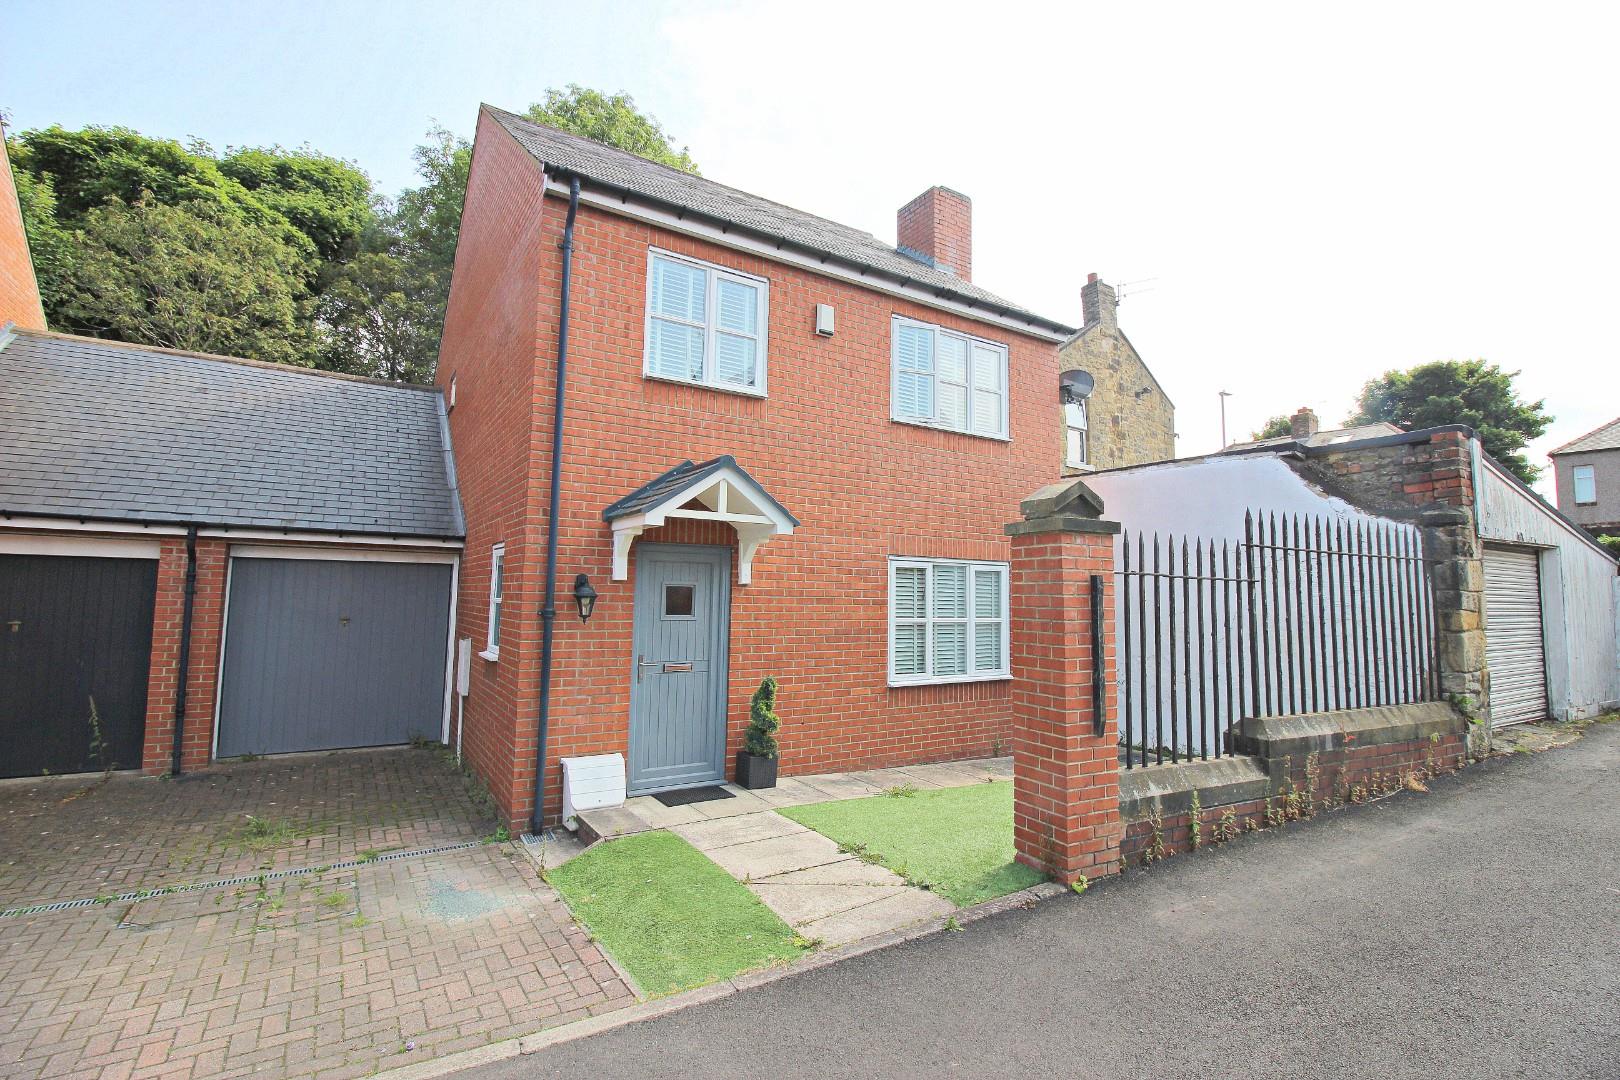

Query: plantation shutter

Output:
[969, 342, 1006, 437]
[936, 333, 969, 431]
[649, 256, 707, 380]
[972, 565, 1005, 672]
[894, 322, 936, 420]
[891, 564, 928, 678]
[931, 563, 969, 676]
[714, 277, 759, 387]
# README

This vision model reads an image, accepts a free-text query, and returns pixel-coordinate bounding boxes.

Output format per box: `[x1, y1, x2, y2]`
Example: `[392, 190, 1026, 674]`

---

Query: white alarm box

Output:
[560, 753, 626, 830]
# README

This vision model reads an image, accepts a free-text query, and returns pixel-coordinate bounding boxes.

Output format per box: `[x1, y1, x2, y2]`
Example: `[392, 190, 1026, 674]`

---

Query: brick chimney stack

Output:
[1290, 407, 1321, 440]
[897, 187, 972, 281]
[1081, 272, 1117, 334]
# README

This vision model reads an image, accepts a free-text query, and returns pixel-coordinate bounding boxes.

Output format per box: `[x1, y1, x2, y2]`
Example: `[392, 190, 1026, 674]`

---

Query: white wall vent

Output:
[560, 753, 626, 830]
[815, 303, 836, 337]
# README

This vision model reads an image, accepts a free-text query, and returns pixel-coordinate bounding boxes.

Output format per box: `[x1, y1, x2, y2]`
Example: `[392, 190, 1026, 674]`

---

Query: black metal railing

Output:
[1117, 511, 1438, 768]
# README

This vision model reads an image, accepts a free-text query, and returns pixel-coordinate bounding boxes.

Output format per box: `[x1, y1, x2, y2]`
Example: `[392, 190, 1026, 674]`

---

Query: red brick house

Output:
[438, 107, 1078, 831]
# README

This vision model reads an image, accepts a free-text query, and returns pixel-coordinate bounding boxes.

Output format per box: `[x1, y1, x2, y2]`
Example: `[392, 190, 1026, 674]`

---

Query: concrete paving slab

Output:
[624, 797, 708, 829]
[575, 804, 653, 843]
[748, 882, 907, 926]
[691, 788, 774, 819]
[671, 812, 804, 852]
[796, 774, 884, 801]
[794, 888, 955, 947]
[878, 766, 948, 789]
[703, 831, 852, 880]
[738, 777, 826, 807]
[760, 859, 905, 888]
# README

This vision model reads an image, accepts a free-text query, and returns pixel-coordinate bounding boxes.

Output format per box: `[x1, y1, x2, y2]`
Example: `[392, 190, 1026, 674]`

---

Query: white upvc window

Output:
[888, 558, 1010, 685]
[1573, 464, 1597, 505]
[644, 249, 769, 395]
[1065, 400, 1089, 467]
[891, 316, 1008, 439]
[482, 543, 505, 660]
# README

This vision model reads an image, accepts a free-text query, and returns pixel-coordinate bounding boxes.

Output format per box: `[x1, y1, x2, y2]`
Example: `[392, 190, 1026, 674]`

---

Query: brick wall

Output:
[140, 537, 228, 773]
[439, 120, 1066, 828]
[1307, 429, 1474, 512]
[0, 132, 47, 331]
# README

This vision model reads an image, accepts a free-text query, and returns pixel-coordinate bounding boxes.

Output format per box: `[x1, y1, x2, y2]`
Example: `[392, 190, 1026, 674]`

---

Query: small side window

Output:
[1573, 464, 1597, 505]
[483, 544, 505, 659]
[1065, 400, 1089, 467]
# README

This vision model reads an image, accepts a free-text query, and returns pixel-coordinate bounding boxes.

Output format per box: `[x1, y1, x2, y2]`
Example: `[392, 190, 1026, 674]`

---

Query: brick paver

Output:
[0, 749, 636, 1079]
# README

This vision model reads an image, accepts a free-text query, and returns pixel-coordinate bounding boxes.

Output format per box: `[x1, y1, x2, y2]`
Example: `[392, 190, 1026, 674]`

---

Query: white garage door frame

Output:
[1482, 543, 1551, 728]
[211, 544, 461, 760]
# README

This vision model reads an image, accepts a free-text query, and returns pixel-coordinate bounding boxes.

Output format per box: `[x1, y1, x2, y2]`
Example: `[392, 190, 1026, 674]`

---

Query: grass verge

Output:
[780, 780, 1043, 907]
[547, 830, 808, 996]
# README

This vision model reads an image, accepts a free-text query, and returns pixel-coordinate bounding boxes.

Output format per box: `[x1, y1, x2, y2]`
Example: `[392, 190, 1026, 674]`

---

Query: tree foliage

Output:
[1348, 360, 1551, 484]
[1253, 415, 1293, 440]
[525, 85, 698, 173]
[56, 195, 312, 365]
[7, 87, 696, 380]
[744, 677, 781, 759]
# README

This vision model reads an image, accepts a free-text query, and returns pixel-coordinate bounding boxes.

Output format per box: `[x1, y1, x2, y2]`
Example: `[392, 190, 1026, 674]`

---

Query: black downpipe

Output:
[169, 525, 199, 776]
[531, 175, 581, 834]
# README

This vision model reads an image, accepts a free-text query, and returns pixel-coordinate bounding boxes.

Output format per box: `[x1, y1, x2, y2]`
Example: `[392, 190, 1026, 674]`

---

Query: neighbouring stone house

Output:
[1058, 273, 1175, 472]
[1550, 417, 1620, 541]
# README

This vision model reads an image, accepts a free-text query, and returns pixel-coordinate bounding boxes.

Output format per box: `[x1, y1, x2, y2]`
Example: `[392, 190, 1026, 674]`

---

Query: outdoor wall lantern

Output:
[572, 574, 599, 622]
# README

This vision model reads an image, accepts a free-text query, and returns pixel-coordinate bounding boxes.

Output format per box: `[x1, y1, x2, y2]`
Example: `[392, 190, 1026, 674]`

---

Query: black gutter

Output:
[169, 525, 198, 776]
[531, 174, 582, 835]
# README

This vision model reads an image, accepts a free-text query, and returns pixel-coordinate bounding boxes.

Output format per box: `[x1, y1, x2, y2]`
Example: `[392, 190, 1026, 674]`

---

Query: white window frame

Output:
[1064, 399, 1089, 468]
[890, 316, 1009, 440]
[1572, 464, 1597, 505]
[887, 557, 1011, 686]
[643, 248, 770, 397]
[482, 543, 505, 660]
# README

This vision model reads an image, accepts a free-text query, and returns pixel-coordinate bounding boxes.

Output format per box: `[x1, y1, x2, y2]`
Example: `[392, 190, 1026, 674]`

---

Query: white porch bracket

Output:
[603, 456, 798, 584]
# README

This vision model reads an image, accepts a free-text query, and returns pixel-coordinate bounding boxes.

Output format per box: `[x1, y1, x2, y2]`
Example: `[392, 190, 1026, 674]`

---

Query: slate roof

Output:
[602, 456, 799, 527]
[0, 328, 463, 537]
[485, 106, 1073, 338]
[1549, 417, 1620, 456]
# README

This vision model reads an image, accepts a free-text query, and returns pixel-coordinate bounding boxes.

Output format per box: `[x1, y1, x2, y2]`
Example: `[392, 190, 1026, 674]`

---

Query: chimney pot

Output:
[1290, 407, 1320, 440]
[896, 187, 972, 282]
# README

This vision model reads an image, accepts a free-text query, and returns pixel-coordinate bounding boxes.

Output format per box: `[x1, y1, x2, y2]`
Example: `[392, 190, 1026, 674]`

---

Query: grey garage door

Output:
[1482, 545, 1549, 728]
[217, 557, 453, 758]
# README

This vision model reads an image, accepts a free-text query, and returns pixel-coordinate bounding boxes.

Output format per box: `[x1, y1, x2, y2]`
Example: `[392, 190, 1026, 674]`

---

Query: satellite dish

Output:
[1059, 369, 1095, 402]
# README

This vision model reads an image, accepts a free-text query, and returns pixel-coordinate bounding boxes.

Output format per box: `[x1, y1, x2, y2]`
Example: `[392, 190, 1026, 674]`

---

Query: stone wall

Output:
[1059, 277, 1175, 471]
[1119, 703, 1469, 865]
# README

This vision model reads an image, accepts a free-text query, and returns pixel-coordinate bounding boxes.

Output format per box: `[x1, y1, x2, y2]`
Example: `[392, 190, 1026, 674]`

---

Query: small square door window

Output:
[663, 583, 696, 619]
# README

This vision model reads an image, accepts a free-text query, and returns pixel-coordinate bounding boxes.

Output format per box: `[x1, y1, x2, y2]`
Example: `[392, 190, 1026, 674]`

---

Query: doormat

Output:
[653, 786, 736, 807]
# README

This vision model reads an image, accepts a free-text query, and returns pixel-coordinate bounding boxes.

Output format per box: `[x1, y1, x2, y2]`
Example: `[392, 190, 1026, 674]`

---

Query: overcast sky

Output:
[4, 1, 1615, 494]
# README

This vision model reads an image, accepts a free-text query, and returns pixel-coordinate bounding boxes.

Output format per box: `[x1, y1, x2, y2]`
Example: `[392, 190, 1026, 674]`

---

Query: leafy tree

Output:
[1348, 360, 1551, 484]
[9, 165, 73, 314]
[525, 86, 697, 173]
[316, 246, 440, 382]
[218, 146, 373, 263]
[1253, 415, 1293, 440]
[56, 195, 313, 366]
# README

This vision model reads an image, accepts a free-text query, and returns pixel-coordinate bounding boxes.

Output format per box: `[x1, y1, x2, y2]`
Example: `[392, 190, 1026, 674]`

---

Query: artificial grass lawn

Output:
[546, 830, 807, 997]
[780, 780, 1044, 907]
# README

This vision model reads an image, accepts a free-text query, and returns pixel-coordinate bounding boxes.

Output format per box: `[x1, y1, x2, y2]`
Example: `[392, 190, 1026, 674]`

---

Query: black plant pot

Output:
[735, 751, 779, 789]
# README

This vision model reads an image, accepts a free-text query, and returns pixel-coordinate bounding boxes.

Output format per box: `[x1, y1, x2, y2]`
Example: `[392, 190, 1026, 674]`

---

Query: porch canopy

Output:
[602, 456, 798, 584]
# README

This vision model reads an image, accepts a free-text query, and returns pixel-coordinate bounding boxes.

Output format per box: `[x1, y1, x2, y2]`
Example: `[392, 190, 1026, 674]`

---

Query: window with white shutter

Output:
[645, 250, 768, 394]
[1064, 400, 1089, 467]
[889, 558, 1010, 684]
[890, 316, 1009, 438]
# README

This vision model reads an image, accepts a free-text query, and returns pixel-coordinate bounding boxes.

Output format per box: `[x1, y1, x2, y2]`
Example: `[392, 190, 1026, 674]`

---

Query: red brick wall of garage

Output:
[0, 134, 47, 331]
[433, 111, 551, 822]
[439, 119, 1069, 828]
[140, 536, 228, 773]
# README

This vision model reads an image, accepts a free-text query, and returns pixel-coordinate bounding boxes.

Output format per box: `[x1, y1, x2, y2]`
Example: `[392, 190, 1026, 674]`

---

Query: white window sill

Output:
[1063, 462, 1095, 473]
[890, 417, 1010, 443]
[888, 673, 1012, 689]
[479, 648, 500, 662]
[643, 372, 768, 399]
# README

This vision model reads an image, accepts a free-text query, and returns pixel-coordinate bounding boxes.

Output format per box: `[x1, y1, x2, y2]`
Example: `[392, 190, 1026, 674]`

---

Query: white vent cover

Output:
[560, 753, 626, 830]
[815, 303, 835, 336]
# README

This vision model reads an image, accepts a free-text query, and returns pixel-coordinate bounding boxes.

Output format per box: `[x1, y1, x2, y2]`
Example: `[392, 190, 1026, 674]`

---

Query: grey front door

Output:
[216, 557, 452, 757]
[628, 544, 730, 795]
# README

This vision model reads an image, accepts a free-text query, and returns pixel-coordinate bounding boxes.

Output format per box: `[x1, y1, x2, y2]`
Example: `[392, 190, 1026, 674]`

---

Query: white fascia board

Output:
[0, 533, 163, 559]
[198, 528, 463, 549]
[566, 186, 1069, 344]
[1, 515, 187, 538]
[228, 544, 459, 565]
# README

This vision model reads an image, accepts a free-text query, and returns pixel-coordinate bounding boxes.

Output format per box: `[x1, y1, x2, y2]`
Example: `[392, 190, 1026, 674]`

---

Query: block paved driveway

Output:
[0, 749, 634, 1080]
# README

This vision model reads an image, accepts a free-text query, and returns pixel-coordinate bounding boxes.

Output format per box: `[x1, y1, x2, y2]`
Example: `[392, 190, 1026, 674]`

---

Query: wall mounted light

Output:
[573, 574, 598, 622]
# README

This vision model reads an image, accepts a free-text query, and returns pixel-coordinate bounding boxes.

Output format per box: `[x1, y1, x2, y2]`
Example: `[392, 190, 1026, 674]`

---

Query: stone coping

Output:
[1118, 755, 1271, 822]
[1230, 701, 1465, 761]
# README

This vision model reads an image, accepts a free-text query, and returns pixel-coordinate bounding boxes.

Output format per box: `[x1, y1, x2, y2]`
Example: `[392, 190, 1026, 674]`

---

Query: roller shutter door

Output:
[1482, 545, 1549, 728]
[216, 556, 452, 757]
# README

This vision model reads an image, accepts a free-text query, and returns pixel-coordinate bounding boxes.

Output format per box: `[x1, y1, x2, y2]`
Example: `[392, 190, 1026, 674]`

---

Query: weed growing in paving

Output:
[884, 782, 920, 798]
[228, 814, 324, 853]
